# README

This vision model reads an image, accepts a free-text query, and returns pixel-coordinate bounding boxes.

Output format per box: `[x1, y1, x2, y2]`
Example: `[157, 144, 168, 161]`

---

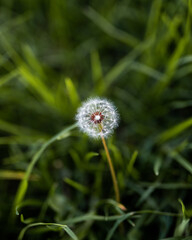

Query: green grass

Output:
[0, 0, 192, 239]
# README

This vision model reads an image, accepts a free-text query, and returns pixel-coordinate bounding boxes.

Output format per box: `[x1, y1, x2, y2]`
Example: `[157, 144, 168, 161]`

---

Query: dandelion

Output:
[76, 98, 119, 139]
[76, 97, 120, 203]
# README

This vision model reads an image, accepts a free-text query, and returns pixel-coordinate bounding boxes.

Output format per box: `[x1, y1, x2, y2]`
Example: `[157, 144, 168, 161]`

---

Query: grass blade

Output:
[162, 236, 192, 240]
[91, 50, 104, 94]
[106, 214, 128, 240]
[103, 38, 153, 91]
[158, 118, 192, 143]
[127, 150, 138, 175]
[18, 222, 78, 240]
[12, 123, 78, 218]
[84, 7, 139, 47]
[0, 69, 19, 87]
[64, 177, 89, 194]
[65, 77, 80, 108]
[19, 65, 55, 108]
[171, 152, 192, 175]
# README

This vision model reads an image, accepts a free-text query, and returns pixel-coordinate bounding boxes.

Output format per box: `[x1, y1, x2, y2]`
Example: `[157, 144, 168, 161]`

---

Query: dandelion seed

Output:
[76, 98, 119, 139]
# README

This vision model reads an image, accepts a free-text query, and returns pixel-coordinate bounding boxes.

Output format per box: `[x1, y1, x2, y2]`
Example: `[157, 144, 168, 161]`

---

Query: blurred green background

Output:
[1, 0, 192, 239]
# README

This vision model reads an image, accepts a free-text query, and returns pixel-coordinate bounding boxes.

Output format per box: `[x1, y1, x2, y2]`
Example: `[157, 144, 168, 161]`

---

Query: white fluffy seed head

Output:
[75, 97, 119, 139]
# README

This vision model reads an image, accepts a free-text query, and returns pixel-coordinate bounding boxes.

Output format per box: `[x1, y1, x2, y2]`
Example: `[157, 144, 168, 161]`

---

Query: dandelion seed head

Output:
[76, 97, 119, 138]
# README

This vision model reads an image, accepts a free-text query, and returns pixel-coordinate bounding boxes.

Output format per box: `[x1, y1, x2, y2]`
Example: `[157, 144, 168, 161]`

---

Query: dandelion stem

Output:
[100, 134, 120, 203]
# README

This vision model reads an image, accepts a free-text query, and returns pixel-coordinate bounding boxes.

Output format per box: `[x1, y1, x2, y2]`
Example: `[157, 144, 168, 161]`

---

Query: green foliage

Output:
[1, 0, 192, 239]
[18, 222, 78, 240]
